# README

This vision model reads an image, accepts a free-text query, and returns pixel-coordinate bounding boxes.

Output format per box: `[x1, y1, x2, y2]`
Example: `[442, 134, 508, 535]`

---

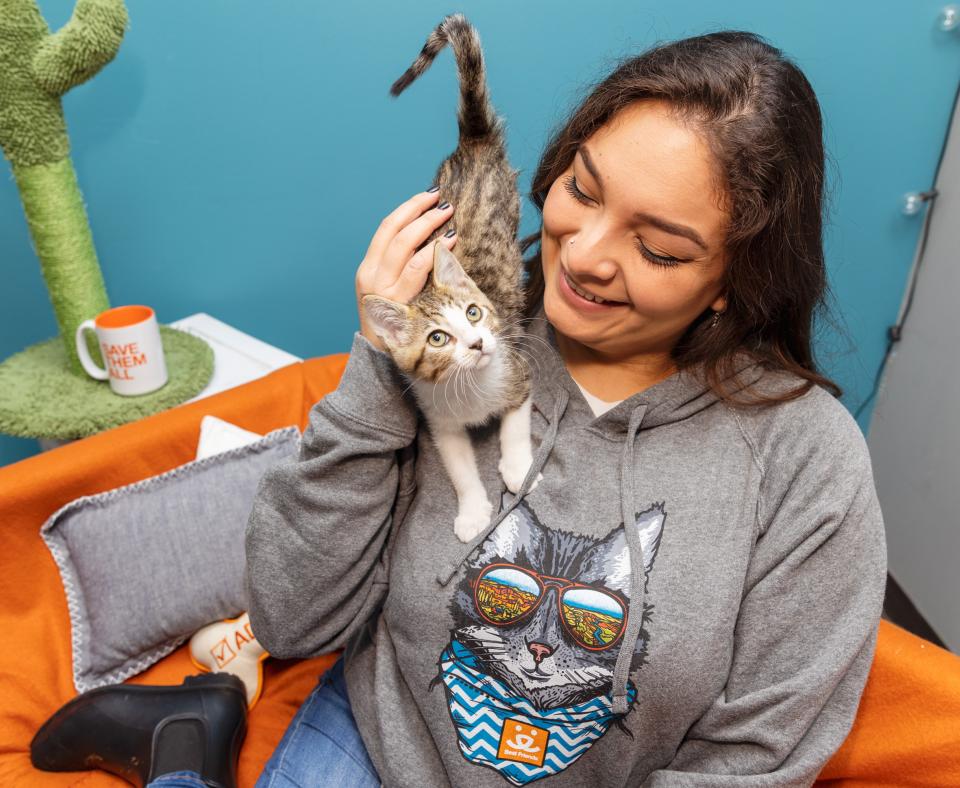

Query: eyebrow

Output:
[577, 146, 710, 253]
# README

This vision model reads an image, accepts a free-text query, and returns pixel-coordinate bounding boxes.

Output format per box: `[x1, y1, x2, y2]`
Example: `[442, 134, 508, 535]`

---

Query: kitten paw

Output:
[454, 497, 493, 543]
[499, 453, 535, 494]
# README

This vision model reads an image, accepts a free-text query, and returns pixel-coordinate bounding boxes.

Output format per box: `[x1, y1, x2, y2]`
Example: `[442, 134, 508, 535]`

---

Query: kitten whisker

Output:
[430, 372, 441, 413]
[506, 314, 551, 329]
[501, 344, 542, 380]
[449, 365, 461, 411]
[497, 325, 549, 342]
[507, 344, 549, 376]
[499, 331, 554, 354]
[454, 365, 469, 412]
[501, 339, 542, 366]
[498, 315, 550, 333]
[502, 338, 553, 378]
[464, 368, 488, 406]
[460, 366, 470, 412]
[442, 367, 455, 416]
[500, 347, 535, 379]
[456, 363, 483, 408]
[399, 375, 420, 400]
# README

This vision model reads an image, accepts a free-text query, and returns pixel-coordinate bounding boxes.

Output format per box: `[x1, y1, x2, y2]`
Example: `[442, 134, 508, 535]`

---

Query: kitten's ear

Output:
[433, 241, 472, 290]
[362, 295, 411, 347]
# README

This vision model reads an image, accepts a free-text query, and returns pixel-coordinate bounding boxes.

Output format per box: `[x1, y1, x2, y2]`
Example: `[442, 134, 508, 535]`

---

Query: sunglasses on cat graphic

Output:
[472, 563, 627, 651]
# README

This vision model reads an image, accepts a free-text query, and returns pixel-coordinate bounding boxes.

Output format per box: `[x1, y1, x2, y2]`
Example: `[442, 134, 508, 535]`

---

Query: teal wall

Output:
[2, 1, 957, 466]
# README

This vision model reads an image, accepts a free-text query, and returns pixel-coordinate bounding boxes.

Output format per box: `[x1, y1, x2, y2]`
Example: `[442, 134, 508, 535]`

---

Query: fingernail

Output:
[437, 201, 451, 210]
[426, 185, 440, 193]
[444, 228, 456, 238]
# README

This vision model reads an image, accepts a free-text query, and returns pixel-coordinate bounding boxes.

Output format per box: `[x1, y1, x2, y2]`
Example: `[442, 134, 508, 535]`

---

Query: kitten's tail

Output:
[390, 14, 500, 140]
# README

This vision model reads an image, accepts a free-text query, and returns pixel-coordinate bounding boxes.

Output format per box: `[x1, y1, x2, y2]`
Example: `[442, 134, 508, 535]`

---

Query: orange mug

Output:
[74, 305, 169, 396]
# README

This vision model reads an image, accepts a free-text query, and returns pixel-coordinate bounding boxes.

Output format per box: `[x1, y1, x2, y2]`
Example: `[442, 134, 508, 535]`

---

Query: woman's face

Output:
[541, 99, 730, 362]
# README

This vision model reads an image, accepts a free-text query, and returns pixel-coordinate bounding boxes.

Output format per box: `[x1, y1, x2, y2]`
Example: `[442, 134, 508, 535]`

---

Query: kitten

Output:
[362, 15, 535, 544]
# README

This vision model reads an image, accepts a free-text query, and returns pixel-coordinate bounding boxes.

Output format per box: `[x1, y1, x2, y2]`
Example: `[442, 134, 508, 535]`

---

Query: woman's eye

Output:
[428, 331, 449, 347]
[465, 304, 481, 322]
[562, 175, 593, 205]
[636, 240, 682, 268]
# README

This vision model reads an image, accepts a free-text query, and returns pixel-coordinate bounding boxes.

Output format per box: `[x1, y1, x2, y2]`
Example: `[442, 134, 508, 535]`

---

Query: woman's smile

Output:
[558, 264, 629, 311]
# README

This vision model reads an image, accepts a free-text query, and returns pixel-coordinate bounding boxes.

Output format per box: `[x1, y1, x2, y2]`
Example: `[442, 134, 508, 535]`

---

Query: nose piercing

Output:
[569, 238, 575, 245]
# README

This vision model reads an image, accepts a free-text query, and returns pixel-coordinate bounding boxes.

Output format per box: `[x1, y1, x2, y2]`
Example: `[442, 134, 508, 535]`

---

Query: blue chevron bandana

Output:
[439, 640, 637, 785]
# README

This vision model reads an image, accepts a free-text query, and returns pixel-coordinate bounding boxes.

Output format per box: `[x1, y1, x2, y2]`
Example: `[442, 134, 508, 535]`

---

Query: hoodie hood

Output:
[524, 309, 767, 436]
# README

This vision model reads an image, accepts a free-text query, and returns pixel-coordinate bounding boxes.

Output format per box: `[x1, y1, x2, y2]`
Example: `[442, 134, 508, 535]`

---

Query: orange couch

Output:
[1, 354, 958, 787]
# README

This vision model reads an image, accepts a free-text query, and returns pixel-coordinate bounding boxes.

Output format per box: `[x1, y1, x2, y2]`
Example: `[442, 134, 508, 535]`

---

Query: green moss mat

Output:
[0, 326, 214, 440]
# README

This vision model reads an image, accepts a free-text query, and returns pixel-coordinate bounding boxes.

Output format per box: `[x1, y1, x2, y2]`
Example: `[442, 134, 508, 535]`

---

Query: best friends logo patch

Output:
[497, 719, 549, 767]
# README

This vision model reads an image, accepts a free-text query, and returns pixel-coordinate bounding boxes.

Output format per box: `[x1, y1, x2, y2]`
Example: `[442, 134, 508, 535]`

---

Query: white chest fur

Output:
[411, 350, 510, 430]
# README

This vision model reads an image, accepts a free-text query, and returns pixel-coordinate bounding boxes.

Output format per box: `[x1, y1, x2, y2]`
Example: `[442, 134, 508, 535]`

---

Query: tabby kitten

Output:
[362, 14, 534, 544]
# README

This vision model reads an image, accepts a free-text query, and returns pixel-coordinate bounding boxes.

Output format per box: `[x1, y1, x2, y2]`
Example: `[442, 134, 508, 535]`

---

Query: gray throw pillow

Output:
[40, 425, 300, 693]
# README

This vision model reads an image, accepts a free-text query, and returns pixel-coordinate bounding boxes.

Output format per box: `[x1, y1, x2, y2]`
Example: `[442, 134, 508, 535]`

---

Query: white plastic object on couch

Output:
[189, 612, 267, 708]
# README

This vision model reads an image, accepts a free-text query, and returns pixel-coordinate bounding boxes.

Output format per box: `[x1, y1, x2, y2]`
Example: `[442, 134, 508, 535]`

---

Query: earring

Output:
[710, 310, 724, 329]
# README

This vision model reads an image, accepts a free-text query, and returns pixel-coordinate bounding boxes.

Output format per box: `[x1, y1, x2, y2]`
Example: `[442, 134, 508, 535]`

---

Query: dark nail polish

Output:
[444, 228, 456, 238]
[437, 201, 451, 210]
[427, 185, 440, 193]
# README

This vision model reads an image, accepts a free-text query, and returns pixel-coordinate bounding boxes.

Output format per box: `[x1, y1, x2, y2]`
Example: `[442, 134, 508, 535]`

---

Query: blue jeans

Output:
[147, 658, 380, 787]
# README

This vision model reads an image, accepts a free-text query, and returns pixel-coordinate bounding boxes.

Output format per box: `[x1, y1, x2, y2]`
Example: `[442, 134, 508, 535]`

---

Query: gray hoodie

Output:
[245, 310, 887, 787]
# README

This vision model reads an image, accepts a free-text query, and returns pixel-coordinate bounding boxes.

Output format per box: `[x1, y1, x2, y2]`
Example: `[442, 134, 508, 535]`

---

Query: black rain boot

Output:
[30, 673, 247, 788]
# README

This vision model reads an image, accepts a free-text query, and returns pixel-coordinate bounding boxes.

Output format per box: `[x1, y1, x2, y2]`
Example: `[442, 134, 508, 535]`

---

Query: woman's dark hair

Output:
[522, 30, 841, 405]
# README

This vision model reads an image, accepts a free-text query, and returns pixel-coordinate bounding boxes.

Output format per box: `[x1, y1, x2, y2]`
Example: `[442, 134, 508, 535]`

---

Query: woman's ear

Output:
[710, 293, 727, 313]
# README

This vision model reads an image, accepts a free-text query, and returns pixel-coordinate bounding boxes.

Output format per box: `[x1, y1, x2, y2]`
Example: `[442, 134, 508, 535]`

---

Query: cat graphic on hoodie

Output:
[433, 495, 666, 785]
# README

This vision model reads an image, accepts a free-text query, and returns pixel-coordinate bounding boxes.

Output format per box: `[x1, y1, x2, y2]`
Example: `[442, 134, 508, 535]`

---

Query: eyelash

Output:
[562, 175, 682, 268]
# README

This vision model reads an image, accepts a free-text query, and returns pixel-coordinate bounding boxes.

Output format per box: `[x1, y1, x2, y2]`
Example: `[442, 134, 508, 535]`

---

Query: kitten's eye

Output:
[465, 304, 481, 323]
[427, 330, 450, 347]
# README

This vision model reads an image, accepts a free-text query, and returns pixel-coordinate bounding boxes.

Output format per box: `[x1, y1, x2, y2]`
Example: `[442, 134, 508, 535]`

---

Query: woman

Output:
[32, 28, 887, 788]
[246, 28, 886, 788]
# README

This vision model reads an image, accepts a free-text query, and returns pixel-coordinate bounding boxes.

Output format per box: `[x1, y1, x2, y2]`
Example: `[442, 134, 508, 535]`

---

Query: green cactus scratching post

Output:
[0, 0, 214, 444]
[1, 0, 126, 376]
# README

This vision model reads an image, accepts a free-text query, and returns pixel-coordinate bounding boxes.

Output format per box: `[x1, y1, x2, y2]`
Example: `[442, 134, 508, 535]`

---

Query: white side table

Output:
[37, 314, 301, 451]
[168, 313, 302, 403]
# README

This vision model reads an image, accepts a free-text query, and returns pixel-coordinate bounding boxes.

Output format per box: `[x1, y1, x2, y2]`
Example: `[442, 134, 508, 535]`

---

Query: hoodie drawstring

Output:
[611, 404, 648, 715]
[435, 388, 570, 586]
[517, 388, 569, 501]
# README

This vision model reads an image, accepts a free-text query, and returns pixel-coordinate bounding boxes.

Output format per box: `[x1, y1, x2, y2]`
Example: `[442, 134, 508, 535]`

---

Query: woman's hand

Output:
[356, 188, 456, 350]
